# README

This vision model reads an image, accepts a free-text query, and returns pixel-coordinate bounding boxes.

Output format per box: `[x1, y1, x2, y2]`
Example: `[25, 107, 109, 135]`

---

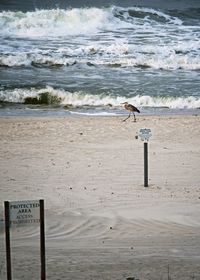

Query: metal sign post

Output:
[4, 199, 45, 280]
[4, 201, 12, 280]
[138, 128, 152, 187]
[144, 142, 148, 187]
[40, 199, 46, 280]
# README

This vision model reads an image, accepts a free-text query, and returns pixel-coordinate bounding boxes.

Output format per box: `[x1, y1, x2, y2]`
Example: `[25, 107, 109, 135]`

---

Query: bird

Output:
[121, 102, 140, 122]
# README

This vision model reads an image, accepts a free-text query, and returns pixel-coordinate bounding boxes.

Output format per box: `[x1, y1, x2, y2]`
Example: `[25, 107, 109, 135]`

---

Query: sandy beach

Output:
[0, 114, 200, 280]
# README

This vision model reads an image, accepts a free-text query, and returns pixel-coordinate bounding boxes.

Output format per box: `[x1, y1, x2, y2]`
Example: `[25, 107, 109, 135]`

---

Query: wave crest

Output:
[0, 6, 183, 38]
[1, 86, 200, 109]
[0, 8, 116, 37]
[112, 6, 182, 25]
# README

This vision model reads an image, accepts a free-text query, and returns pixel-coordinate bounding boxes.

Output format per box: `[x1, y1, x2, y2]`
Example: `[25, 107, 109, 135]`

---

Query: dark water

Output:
[1, 0, 200, 11]
[0, 0, 200, 116]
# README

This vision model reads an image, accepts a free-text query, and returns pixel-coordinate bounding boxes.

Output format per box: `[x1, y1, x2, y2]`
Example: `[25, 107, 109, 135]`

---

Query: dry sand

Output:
[0, 115, 200, 280]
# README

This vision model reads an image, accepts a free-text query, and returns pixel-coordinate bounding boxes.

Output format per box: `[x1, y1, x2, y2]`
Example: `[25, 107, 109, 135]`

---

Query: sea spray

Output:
[0, 8, 120, 37]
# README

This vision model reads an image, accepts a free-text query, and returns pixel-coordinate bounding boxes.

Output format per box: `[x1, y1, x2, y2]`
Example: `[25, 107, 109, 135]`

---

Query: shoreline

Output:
[0, 111, 200, 122]
[0, 103, 200, 118]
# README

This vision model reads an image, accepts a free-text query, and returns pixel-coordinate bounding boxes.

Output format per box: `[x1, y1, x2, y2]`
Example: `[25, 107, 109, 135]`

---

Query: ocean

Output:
[0, 0, 200, 116]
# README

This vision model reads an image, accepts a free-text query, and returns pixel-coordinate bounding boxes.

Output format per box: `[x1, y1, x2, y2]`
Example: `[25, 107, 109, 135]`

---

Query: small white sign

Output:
[139, 128, 152, 142]
[9, 200, 40, 225]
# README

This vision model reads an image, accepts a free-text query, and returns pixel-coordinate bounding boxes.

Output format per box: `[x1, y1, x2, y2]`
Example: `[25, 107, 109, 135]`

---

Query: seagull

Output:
[121, 102, 140, 122]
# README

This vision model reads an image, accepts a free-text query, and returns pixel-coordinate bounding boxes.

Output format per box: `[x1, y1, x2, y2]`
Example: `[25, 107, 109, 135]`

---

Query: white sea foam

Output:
[0, 6, 184, 38]
[1, 45, 199, 70]
[0, 8, 122, 38]
[1, 86, 200, 109]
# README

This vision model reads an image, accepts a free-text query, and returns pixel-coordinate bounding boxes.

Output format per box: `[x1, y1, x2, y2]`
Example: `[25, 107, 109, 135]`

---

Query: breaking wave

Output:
[0, 7, 124, 38]
[0, 6, 184, 38]
[1, 86, 200, 109]
[0, 45, 200, 71]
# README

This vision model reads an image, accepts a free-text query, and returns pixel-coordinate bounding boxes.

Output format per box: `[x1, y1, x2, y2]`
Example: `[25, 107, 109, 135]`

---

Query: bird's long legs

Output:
[122, 113, 131, 122]
[122, 112, 136, 122]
